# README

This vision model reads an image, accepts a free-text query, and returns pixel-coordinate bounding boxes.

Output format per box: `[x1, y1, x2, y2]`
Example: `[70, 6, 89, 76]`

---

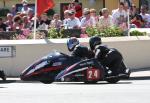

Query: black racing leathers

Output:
[71, 45, 94, 59]
[95, 45, 123, 76]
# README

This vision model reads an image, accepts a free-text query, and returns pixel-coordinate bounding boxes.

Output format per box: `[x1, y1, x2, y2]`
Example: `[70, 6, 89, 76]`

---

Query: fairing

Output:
[55, 59, 104, 81]
[20, 51, 80, 81]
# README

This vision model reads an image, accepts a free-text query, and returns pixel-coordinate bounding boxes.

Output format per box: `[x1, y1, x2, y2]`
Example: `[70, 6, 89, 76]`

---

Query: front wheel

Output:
[40, 80, 54, 84]
[40, 73, 55, 84]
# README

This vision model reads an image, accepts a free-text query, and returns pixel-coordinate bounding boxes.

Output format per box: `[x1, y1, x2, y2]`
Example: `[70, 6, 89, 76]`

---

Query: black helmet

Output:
[89, 36, 102, 50]
[67, 37, 79, 51]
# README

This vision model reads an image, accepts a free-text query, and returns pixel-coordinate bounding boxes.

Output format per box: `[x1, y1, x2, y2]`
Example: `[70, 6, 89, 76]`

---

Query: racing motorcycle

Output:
[20, 51, 130, 84]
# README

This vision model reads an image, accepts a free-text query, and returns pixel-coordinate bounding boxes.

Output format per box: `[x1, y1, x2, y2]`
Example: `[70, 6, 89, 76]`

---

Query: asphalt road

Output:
[0, 79, 150, 103]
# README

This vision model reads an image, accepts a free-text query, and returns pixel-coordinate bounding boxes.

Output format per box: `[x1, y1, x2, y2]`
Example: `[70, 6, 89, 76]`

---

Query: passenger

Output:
[89, 36, 130, 77]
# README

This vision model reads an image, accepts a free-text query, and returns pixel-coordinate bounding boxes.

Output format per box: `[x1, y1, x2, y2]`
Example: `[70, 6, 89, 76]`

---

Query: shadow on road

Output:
[129, 76, 150, 80]
[55, 81, 132, 85]
[0, 80, 16, 84]
[131, 68, 150, 72]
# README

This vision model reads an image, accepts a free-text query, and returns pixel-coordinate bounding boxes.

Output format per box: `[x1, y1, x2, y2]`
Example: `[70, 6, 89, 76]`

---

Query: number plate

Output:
[86, 68, 100, 81]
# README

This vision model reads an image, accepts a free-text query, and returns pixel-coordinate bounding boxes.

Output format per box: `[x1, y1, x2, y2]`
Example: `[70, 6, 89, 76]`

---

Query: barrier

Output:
[0, 36, 150, 76]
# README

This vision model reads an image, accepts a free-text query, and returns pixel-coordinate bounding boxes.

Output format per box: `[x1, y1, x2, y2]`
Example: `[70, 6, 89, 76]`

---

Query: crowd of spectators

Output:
[130, 4, 150, 28]
[0, 0, 34, 33]
[0, 0, 150, 39]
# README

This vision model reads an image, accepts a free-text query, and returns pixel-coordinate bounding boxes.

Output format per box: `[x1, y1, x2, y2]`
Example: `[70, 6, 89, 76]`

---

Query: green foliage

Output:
[86, 27, 99, 36]
[0, 8, 10, 17]
[86, 27, 124, 37]
[130, 30, 147, 36]
[47, 27, 147, 39]
[48, 28, 60, 38]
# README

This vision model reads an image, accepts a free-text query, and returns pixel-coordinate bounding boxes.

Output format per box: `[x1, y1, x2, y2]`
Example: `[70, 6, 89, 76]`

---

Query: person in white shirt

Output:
[98, 8, 114, 29]
[112, 2, 128, 26]
[63, 10, 69, 29]
[80, 10, 96, 28]
[140, 5, 150, 25]
[21, 2, 31, 14]
[67, 10, 81, 29]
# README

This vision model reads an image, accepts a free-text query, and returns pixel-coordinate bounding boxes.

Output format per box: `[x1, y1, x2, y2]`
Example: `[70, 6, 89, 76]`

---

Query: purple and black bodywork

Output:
[20, 51, 81, 84]
[20, 51, 130, 84]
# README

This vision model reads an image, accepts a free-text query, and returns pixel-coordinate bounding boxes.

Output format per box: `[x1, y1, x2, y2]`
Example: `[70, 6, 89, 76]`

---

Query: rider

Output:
[89, 36, 130, 77]
[67, 37, 94, 59]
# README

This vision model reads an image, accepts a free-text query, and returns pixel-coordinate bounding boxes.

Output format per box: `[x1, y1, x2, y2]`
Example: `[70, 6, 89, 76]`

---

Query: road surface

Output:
[0, 78, 150, 103]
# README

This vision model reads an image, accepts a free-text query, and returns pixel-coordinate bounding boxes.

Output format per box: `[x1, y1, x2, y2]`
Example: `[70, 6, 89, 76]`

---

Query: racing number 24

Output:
[87, 69, 100, 80]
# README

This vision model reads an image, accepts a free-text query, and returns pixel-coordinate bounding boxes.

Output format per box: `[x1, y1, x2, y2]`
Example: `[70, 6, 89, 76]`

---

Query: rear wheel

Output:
[106, 77, 120, 83]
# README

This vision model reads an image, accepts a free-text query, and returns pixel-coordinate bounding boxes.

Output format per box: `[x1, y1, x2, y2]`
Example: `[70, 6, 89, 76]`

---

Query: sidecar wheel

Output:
[84, 81, 98, 84]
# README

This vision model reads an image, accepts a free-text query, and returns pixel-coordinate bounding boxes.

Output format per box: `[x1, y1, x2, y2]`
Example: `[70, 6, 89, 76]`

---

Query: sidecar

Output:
[55, 58, 121, 84]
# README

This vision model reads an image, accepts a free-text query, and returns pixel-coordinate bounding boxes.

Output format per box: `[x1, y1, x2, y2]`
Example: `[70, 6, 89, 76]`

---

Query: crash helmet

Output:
[67, 37, 79, 51]
[89, 36, 102, 50]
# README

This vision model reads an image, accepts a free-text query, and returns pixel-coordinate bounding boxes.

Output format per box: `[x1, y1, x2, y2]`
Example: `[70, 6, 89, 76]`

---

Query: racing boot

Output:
[118, 68, 131, 79]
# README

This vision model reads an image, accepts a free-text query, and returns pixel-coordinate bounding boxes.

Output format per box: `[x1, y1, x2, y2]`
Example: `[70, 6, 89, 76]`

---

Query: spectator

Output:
[68, 0, 82, 18]
[21, 1, 31, 14]
[22, 16, 31, 29]
[12, 15, 23, 31]
[11, 5, 17, 16]
[38, 13, 51, 30]
[112, 2, 128, 26]
[39, 13, 51, 25]
[124, 2, 129, 13]
[130, 4, 138, 19]
[90, 8, 99, 22]
[27, 9, 34, 21]
[81, 9, 96, 28]
[140, 5, 150, 26]
[5, 13, 14, 31]
[66, 10, 81, 29]
[63, 10, 69, 28]
[50, 13, 62, 29]
[98, 8, 114, 29]
[131, 14, 145, 28]
[79, 8, 90, 20]
[0, 18, 7, 31]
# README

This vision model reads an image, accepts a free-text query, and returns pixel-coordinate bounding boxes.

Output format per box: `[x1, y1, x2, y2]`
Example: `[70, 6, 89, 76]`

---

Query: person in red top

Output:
[68, 0, 82, 18]
[131, 14, 145, 28]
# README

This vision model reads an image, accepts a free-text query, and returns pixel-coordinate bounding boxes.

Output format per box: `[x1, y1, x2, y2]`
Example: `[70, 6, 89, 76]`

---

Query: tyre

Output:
[40, 73, 54, 84]
[40, 80, 54, 84]
[106, 77, 120, 83]
[84, 81, 98, 84]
